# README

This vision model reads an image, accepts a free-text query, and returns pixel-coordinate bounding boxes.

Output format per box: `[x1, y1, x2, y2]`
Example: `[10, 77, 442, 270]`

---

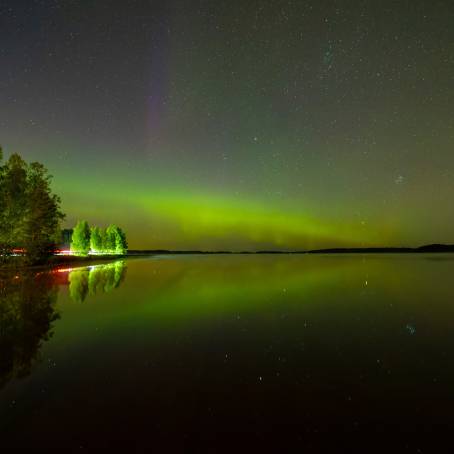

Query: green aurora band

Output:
[44, 155, 393, 250]
[4, 141, 438, 251]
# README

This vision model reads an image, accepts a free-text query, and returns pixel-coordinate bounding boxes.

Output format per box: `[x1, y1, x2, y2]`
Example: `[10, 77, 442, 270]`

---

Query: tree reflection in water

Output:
[0, 271, 59, 390]
[68, 261, 126, 303]
[0, 261, 127, 389]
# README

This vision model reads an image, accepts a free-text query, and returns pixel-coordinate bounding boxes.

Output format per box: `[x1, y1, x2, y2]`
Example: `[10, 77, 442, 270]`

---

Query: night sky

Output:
[1, 0, 453, 250]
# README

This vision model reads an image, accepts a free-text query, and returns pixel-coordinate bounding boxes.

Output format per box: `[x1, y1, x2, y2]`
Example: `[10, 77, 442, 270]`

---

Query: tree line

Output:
[0, 146, 128, 264]
[71, 220, 128, 256]
[0, 147, 65, 263]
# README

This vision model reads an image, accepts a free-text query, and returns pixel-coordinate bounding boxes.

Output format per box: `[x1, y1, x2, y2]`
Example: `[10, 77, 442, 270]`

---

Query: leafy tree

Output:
[105, 225, 117, 253]
[68, 222, 128, 256]
[71, 220, 91, 256]
[99, 228, 107, 253]
[90, 226, 103, 252]
[0, 148, 65, 263]
[23, 162, 65, 263]
[0, 154, 28, 257]
[103, 225, 128, 255]
[114, 226, 128, 254]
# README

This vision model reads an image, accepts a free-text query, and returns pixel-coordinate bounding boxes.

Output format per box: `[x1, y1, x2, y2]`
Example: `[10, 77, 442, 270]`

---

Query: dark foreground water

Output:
[1, 254, 454, 452]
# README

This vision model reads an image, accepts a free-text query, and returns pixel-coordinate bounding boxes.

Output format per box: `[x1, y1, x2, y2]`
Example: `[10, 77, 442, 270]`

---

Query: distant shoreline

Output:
[128, 244, 454, 255]
[2, 243, 453, 271]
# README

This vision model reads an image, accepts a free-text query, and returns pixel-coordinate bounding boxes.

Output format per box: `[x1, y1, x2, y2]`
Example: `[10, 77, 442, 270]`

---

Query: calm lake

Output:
[1, 254, 454, 451]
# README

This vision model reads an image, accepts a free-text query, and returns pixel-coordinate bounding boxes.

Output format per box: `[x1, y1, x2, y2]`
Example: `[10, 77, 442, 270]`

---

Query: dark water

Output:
[1, 254, 454, 452]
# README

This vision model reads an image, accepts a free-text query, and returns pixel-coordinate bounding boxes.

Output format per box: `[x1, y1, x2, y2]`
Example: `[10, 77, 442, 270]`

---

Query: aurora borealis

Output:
[1, 1, 453, 250]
